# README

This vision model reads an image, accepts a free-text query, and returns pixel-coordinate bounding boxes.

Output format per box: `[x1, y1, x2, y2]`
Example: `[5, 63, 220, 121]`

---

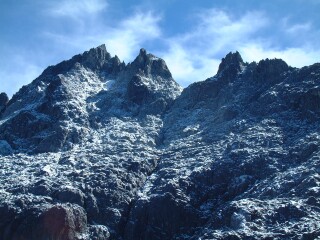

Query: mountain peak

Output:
[41, 44, 120, 76]
[81, 44, 112, 69]
[130, 48, 172, 79]
[134, 48, 156, 65]
[97, 43, 107, 51]
[139, 48, 147, 57]
[126, 49, 182, 108]
[217, 51, 244, 75]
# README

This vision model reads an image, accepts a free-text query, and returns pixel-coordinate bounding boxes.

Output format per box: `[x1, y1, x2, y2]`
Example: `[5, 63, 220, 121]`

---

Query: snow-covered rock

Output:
[0, 46, 319, 239]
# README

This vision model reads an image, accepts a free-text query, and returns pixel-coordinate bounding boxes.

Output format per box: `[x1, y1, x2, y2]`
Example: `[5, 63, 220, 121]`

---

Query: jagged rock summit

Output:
[0, 45, 181, 153]
[0, 46, 320, 240]
[217, 51, 244, 74]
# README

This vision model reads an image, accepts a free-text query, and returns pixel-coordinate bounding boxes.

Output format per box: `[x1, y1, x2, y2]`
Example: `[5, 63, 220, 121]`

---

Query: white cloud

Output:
[42, 11, 161, 62]
[40, 5, 320, 88]
[4, 6, 319, 98]
[286, 23, 311, 34]
[240, 44, 320, 67]
[159, 9, 320, 86]
[160, 10, 269, 86]
[2, 9, 162, 97]
[0, 55, 42, 98]
[48, 0, 108, 19]
[281, 17, 312, 34]
[161, 43, 220, 86]
[106, 12, 161, 60]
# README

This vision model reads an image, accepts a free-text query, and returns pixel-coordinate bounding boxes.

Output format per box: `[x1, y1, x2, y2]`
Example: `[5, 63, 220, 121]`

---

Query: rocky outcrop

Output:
[217, 51, 246, 81]
[0, 204, 88, 240]
[41, 44, 125, 77]
[0, 46, 319, 239]
[254, 58, 290, 82]
[125, 48, 182, 115]
[0, 91, 8, 104]
[0, 92, 8, 115]
[130, 48, 173, 79]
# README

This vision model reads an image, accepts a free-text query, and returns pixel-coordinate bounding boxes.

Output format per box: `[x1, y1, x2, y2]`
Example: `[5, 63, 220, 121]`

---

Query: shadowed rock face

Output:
[0, 92, 8, 105]
[254, 58, 290, 82]
[218, 51, 244, 73]
[1, 204, 88, 240]
[0, 47, 320, 240]
[125, 48, 181, 113]
[0, 92, 8, 114]
[217, 51, 245, 81]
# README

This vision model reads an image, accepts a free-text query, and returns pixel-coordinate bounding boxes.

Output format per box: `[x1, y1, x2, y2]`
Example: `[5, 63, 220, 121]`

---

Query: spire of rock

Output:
[0, 92, 8, 106]
[130, 48, 172, 79]
[81, 44, 112, 70]
[132, 48, 151, 67]
[215, 51, 246, 82]
[125, 48, 182, 111]
[139, 48, 147, 57]
[217, 51, 244, 75]
[0, 92, 8, 113]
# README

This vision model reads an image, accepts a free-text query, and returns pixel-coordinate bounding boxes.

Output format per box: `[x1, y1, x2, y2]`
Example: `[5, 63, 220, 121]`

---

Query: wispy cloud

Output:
[41, 6, 320, 87]
[2, 2, 319, 97]
[43, 11, 161, 61]
[281, 17, 312, 34]
[159, 9, 319, 86]
[0, 54, 42, 97]
[106, 12, 161, 60]
[240, 44, 320, 67]
[286, 23, 311, 34]
[160, 10, 269, 85]
[47, 0, 108, 19]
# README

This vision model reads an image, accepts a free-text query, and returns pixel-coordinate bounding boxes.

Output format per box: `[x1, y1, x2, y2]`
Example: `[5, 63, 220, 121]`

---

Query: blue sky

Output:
[1, 0, 319, 97]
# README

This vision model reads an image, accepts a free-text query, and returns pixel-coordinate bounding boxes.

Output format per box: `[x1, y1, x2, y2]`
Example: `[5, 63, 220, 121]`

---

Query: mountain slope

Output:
[0, 45, 319, 240]
[126, 53, 320, 239]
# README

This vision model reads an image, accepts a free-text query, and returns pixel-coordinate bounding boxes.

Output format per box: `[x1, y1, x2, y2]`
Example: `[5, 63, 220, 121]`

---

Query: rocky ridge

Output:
[0, 44, 319, 240]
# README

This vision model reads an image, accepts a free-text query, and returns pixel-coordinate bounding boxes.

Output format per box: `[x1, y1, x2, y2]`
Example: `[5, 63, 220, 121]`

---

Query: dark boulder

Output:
[1, 204, 88, 240]
[33, 204, 88, 240]
[56, 187, 85, 207]
[124, 193, 202, 240]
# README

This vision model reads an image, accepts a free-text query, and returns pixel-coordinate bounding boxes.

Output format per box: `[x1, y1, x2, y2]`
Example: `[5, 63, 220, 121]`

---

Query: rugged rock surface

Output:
[0, 46, 319, 240]
[0, 92, 8, 114]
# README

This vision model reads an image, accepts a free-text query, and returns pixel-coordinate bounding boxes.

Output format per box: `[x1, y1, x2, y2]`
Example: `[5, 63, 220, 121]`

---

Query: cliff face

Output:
[0, 45, 319, 240]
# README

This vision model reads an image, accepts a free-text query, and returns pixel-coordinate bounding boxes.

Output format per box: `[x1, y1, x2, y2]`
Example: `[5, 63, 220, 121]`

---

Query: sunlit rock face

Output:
[0, 45, 319, 240]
